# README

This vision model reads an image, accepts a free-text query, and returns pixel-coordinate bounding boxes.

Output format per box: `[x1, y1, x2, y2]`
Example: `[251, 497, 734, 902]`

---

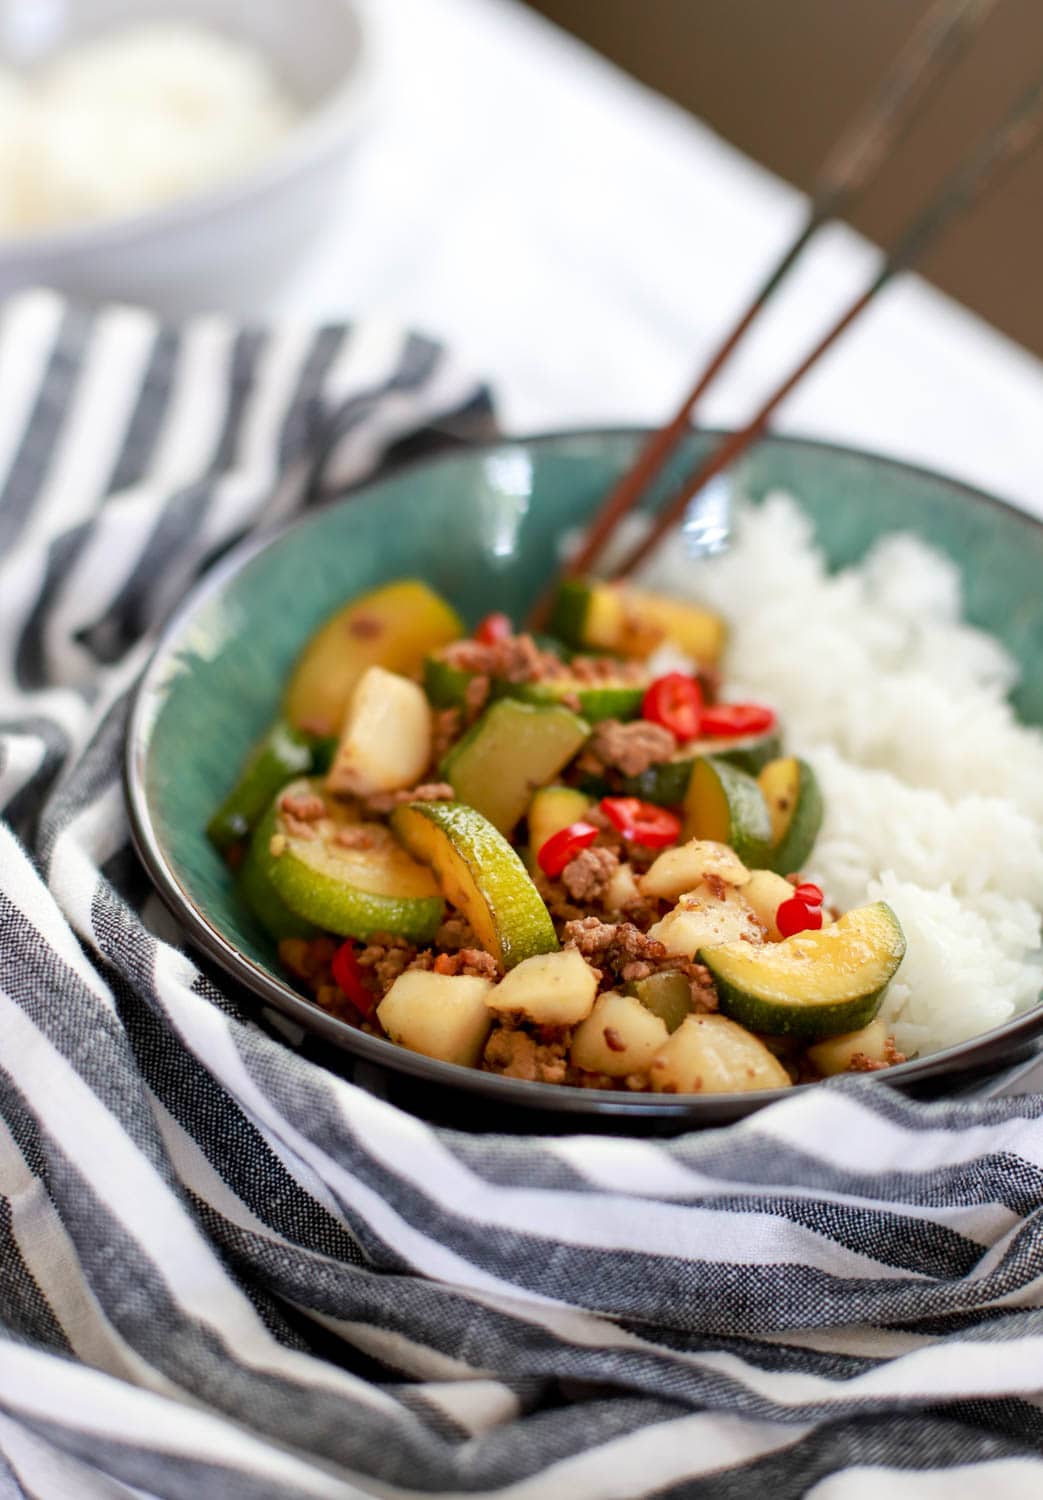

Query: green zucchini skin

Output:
[440, 698, 590, 834]
[422, 656, 474, 708]
[762, 758, 824, 876]
[621, 732, 784, 805]
[422, 652, 643, 723]
[238, 843, 319, 942]
[530, 633, 574, 663]
[718, 732, 784, 777]
[700, 902, 907, 1041]
[207, 721, 316, 854]
[507, 679, 644, 723]
[547, 579, 592, 650]
[710, 972, 889, 1040]
[621, 758, 692, 807]
[253, 781, 445, 944]
[624, 971, 691, 1032]
[683, 757, 773, 867]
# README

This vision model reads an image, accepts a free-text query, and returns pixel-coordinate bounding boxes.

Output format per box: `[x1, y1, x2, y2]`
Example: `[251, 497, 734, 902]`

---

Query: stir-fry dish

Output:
[208, 577, 907, 1094]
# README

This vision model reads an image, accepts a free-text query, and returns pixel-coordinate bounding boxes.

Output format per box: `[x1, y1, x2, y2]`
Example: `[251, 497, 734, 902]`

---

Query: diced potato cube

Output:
[486, 948, 598, 1026]
[807, 1018, 891, 1076]
[649, 1013, 791, 1094]
[604, 861, 642, 912]
[648, 886, 764, 958]
[743, 869, 798, 941]
[327, 666, 432, 796]
[640, 839, 750, 901]
[570, 992, 668, 1077]
[377, 970, 494, 1068]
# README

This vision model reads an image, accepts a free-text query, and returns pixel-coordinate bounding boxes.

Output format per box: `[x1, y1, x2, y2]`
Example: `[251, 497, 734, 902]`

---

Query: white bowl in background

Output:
[0, 0, 369, 315]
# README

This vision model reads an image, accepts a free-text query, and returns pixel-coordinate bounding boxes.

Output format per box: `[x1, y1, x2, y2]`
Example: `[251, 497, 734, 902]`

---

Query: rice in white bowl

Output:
[0, 22, 299, 237]
[638, 494, 1043, 1058]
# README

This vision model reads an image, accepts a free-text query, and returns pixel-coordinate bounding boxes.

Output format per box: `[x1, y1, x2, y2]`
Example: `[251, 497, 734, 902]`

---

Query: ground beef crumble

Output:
[278, 791, 326, 822]
[441, 633, 569, 684]
[482, 1022, 570, 1084]
[464, 674, 491, 720]
[435, 914, 481, 950]
[846, 1037, 907, 1072]
[354, 934, 417, 995]
[568, 655, 646, 685]
[580, 718, 677, 778]
[432, 708, 462, 760]
[279, 936, 338, 984]
[532, 869, 586, 925]
[432, 948, 500, 980]
[561, 845, 619, 902]
[361, 782, 455, 816]
[280, 814, 319, 840]
[562, 916, 717, 1011]
[333, 825, 378, 850]
[277, 936, 365, 1022]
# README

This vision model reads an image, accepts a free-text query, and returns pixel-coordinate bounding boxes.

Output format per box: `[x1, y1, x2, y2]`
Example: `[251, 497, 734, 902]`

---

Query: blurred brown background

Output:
[525, 0, 1043, 358]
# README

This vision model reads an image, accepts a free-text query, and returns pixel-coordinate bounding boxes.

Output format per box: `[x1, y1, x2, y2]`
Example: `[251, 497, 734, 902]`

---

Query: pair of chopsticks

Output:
[534, 0, 1043, 613]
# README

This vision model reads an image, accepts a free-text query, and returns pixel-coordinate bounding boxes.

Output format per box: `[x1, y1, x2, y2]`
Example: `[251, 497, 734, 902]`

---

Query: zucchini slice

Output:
[255, 779, 444, 942]
[238, 841, 319, 941]
[527, 785, 592, 857]
[550, 579, 726, 666]
[758, 756, 824, 875]
[422, 652, 644, 723]
[506, 678, 645, 723]
[207, 720, 316, 854]
[624, 971, 692, 1033]
[391, 801, 558, 969]
[422, 655, 474, 709]
[622, 731, 782, 805]
[681, 756, 772, 866]
[440, 698, 589, 835]
[700, 901, 906, 1040]
[284, 580, 463, 738]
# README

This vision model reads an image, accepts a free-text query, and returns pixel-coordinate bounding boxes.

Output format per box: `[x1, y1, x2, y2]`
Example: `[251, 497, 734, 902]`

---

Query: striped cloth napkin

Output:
[1, 289, 1042, 1500]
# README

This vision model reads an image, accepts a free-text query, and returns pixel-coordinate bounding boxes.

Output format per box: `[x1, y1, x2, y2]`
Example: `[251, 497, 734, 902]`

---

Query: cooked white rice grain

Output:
[870, 874, 1042, 1055]
[0, 22, 299, 237]
[637, 492, 1043, 1058]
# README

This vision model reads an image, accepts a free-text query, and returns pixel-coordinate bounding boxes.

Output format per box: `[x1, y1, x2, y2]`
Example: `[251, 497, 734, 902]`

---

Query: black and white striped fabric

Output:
[1, 288, 1042, 1499]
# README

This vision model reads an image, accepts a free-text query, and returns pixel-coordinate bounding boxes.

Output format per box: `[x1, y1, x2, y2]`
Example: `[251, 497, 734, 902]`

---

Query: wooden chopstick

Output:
[533, 0, 999, 610]
[611, 72, 1043, 581]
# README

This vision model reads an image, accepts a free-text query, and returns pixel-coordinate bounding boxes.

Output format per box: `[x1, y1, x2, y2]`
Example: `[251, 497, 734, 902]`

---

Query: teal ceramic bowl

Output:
[125, 430, 1043, 1127]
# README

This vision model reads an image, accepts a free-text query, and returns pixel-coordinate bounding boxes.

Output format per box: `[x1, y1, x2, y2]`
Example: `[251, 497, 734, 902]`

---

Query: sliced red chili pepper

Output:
[699, 703, 777, 738]
[793, 882, 824, 906]
[474, 611, 513, 645]
[600, 796, 681, 848]
[775, 897, 825, 939]
[641, 672, 703, 741]
[331, 940, 376, 1016]
[537, 820, 600, 878]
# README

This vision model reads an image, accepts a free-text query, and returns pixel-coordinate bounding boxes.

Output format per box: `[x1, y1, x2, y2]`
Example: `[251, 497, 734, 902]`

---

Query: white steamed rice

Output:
[0, 22, 299, 238]
[638, 493, 1043, 1058]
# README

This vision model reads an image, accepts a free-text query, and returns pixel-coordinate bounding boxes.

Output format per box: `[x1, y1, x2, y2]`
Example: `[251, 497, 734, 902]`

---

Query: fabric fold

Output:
[1, 290, 1041, 1499]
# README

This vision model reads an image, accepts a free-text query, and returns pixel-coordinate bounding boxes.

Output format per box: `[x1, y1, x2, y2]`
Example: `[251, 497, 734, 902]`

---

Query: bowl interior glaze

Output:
[126, 431, 1043, 1126]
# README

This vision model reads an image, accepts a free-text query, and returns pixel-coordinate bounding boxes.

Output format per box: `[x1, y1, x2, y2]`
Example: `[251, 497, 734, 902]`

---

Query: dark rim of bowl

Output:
[124, 426, 1043, 1117]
